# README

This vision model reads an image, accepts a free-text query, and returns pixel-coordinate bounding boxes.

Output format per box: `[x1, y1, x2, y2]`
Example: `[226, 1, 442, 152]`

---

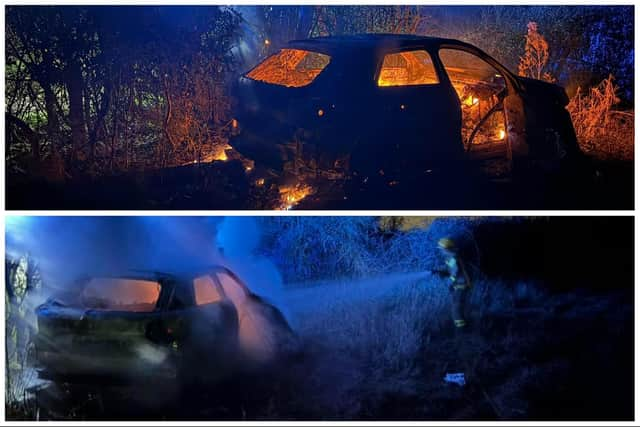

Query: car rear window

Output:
[378, 50, 439, 87]
[246, 48, 331, 88]
[81, 278, 161, 312]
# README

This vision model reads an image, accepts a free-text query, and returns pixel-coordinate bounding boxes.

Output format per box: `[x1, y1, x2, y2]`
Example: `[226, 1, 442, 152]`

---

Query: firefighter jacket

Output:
[445, 255, 472, 291]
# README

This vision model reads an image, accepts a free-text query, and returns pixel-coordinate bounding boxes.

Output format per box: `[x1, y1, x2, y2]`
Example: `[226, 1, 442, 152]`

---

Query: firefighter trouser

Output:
[450, 284, 470, 328]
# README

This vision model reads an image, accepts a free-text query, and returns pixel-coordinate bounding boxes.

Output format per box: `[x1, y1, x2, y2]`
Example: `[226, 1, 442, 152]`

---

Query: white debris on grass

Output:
[444, 372, 466, 387]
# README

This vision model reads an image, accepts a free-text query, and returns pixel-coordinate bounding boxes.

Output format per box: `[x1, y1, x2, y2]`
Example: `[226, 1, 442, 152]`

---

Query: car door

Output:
[180, 274, 239, 381]
[367, 47, 462, 177]
[436, 45, 526, 173]
[214, 270, 286, 363]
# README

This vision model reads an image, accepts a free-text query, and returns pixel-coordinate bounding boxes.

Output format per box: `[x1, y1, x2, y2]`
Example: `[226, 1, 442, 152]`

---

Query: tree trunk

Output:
[89, 81, 111, 162]
[162, 77, 175, 168]
[42, 83, 58, 159]
[66, 59, 87, 162]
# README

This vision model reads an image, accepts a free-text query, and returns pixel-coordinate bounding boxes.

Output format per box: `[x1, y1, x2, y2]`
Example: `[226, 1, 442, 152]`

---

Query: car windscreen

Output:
[245, 48, 331, 88]
[80, 278, 161, 312]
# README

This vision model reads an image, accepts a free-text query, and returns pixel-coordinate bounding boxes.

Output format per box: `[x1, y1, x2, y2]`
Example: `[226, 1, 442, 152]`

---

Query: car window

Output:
[246, 48, 331, 88]
[438, 49, 506, 101]
[81, 278, 161, 312]
[216, 272, 247, 307]
[193, 275, 223, 306]
[438, 49, 507, 147]
[377, 50, 439, 87]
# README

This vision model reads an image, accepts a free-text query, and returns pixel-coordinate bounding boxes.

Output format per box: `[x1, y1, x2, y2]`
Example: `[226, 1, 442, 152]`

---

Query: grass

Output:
[283, 274, 632, 420]
[6, 271, 633, 421]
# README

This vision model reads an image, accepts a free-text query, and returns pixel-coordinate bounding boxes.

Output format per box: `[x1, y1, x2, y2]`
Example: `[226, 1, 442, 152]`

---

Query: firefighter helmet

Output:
[438, 237, 457, 250]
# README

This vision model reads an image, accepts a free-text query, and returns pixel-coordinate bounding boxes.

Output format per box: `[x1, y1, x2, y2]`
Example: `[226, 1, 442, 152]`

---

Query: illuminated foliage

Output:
[518, 22, 555, 82]
[311, 6, 428, 36]
[6, 6, 242, 174]
[567, 75, 632, 160]
[5, 254, 42, 407]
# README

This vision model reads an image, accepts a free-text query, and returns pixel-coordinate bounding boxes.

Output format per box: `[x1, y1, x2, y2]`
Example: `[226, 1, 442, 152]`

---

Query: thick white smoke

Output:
[215, 217, 291, 326]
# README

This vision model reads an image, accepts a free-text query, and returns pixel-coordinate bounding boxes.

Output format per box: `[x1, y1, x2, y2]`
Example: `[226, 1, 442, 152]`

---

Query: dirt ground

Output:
[6, 156, 633, 210]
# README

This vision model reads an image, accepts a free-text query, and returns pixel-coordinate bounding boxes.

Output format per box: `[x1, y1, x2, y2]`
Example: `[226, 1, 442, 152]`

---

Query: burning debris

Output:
[278, 183, 315, 210]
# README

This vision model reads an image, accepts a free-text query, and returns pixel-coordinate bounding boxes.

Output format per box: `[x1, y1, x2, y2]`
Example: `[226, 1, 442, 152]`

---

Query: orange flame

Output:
[278, 183, 313, 210]
[210, 143, 232, 162]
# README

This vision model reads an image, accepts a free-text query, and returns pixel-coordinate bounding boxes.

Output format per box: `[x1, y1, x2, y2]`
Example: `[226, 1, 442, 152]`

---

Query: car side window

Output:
[377, 50, 439, 87]
[193, 275, 223, 306]
[216, 272, 247, 307]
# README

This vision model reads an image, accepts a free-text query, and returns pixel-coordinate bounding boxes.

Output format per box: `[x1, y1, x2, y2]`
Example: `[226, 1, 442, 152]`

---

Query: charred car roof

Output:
[287, 33, 472, 55]
[87, 265, 240, 283]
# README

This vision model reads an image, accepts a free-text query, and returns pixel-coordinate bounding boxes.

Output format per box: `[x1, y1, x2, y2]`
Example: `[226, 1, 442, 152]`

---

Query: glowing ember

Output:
[498, 129, 506, 140]
[278, 184, 313, 210]
[463, 95, 480, 107]
[213, 144, 232, 162]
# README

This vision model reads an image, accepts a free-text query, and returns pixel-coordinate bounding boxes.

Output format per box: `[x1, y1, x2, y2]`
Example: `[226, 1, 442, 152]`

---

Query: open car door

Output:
[437, 44, 528, 179]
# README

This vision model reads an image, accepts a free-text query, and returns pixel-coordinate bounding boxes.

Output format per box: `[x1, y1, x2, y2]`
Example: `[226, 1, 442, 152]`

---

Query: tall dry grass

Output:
[567, 75, 633, 160]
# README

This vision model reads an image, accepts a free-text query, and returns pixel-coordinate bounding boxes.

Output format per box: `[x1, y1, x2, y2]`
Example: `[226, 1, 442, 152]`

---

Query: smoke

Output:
[216, 216, 291, 325]
[6, 217, 220, 289]
[5, 216, 289, 319]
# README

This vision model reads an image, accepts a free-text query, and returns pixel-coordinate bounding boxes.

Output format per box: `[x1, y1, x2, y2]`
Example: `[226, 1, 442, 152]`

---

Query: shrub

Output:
[567, 75, 633, 160]
[260, 217, 381, 283]
[518, 22, 555, 83]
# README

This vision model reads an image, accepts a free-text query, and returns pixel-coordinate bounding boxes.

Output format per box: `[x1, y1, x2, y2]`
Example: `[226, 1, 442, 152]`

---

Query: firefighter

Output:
[437, 236, 472, 329]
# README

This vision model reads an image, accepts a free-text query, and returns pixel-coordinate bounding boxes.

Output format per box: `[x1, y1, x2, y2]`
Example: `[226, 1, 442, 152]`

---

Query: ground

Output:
[6, 155, 633, 210]
[7, 273, 633, 421]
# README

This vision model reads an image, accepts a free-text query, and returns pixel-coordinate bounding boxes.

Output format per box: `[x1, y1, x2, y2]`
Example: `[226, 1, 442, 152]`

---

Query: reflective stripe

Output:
[454, 319, 466, 327]
[453, 284, 468, 290]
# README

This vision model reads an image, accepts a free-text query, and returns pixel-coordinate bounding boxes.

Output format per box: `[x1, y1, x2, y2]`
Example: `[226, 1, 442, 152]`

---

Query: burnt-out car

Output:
[32, 266, 295, 387]
[231, 34, 582, 190]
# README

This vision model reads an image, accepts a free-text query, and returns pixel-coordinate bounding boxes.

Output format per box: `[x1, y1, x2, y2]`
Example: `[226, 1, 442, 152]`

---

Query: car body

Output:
[231, 34, 581, 185]
[32, 266, 295, 386]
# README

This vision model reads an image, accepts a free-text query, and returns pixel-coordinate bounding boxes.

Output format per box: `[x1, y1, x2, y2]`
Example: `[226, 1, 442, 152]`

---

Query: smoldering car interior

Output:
[5, 216, 634, 421]
[5, 6, 634, 210]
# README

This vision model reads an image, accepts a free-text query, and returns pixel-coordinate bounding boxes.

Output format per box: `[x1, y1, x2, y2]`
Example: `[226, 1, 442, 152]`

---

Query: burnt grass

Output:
[6, 156, 633, 210]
